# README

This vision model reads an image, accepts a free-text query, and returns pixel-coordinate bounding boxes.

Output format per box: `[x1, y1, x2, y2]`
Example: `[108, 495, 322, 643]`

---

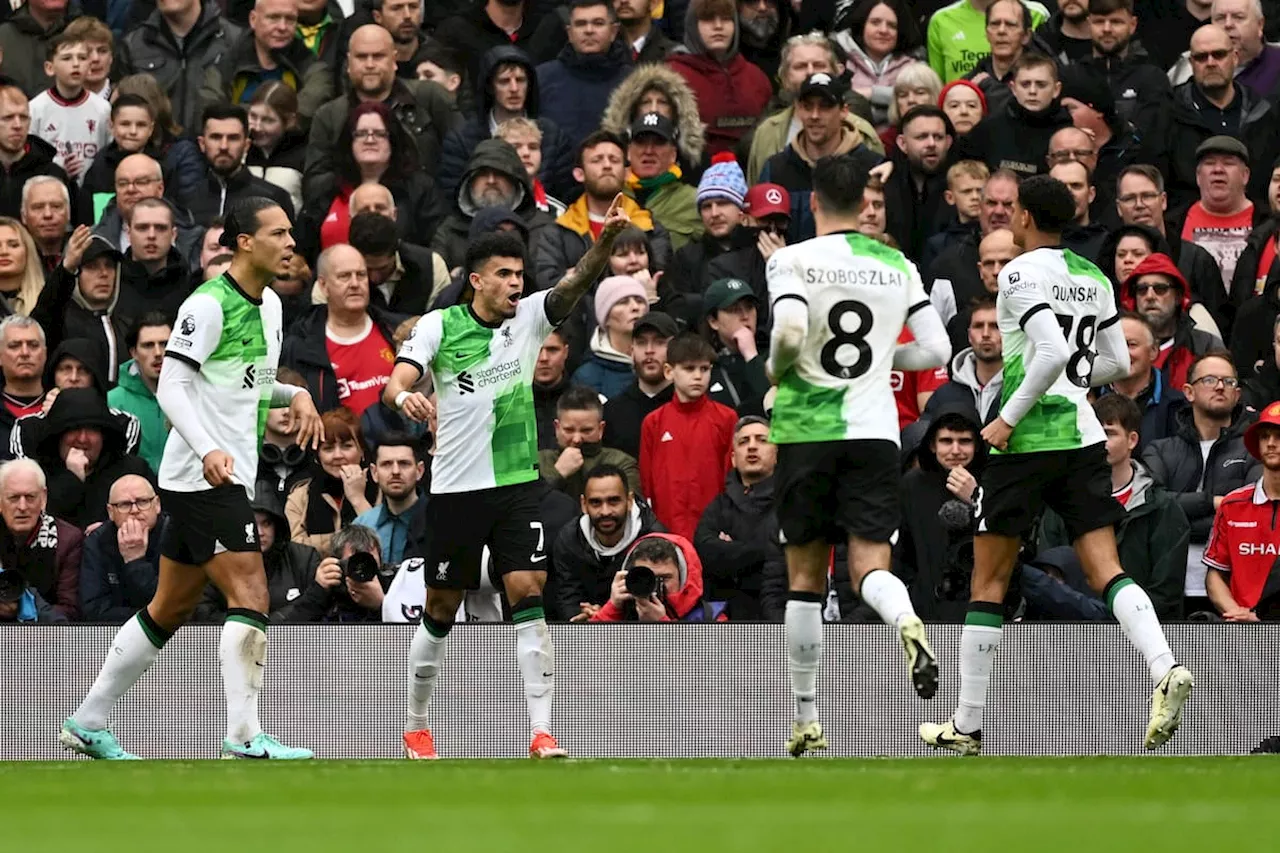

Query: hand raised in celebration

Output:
[599, 193, 632, 242]
[62, 225, 94, 274]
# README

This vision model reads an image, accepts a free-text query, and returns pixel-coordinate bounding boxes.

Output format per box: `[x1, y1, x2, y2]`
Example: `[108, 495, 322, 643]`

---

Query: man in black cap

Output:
[1074, 0, 1170, 166]
[603, 310, 676, 460]
[1056, 65, 1140, 218]
[1179, 135, 1268, 299]
[625, 111, 700, 250]
[760, 72, 872, 242]
[31, 226, 128, 376]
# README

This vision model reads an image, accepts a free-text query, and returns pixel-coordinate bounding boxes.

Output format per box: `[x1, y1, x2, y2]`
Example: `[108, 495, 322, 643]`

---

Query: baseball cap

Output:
[1196, 135, 1250, 164]
[797, 72, 844, 105]
[632, 310, 678, 338]
[746, 183, 790, 218]
[629, 111, 677, 143]
[81, 234, 123, 266]
[704, 278, 757, 315]
[1245, 400, 1280, 460]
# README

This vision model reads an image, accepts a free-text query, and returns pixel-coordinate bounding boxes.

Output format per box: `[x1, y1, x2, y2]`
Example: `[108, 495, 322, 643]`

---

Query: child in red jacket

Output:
[640, 333, 738, 540]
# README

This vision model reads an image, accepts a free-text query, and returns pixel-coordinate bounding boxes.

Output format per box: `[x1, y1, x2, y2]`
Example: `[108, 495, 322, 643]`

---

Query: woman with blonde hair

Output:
[881, 61, 943, 149]
[112, 74, 204, 212]
[0, 219, 46, 316]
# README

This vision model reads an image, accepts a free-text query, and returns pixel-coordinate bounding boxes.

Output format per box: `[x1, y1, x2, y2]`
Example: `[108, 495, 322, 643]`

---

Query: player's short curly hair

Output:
[1017, 175, 1078, 234]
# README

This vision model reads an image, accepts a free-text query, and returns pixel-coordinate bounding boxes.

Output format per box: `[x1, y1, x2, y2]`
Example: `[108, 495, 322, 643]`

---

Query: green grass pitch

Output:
[6, 757, 1279, 852]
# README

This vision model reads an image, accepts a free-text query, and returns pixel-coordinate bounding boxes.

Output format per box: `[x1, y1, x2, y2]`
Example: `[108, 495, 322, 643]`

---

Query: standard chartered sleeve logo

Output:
[474, 359, 522, 387]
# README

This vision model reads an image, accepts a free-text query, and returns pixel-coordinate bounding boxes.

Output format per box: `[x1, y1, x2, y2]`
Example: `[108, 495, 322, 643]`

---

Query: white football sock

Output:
[859, 569, 917, 629]
[786, 599, 822, 725]
[1109, 578, 1176, 683]
[406, 620, 450, 732]
[73, 613, 164, 730]
[514, 615, 554, 736]
[220, 615, 267, 744]
[955, 618, 1002, 734]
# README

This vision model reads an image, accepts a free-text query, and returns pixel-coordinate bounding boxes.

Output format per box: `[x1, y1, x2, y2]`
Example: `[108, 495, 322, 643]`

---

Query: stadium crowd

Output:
[0, 0, 1278, 628]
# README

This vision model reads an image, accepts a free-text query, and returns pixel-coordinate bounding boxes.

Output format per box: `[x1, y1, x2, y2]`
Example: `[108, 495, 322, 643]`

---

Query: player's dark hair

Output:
[125, 311, 171, 351]
[576, 129, 627, 168]
[557, 384, 604, 417]
[969, 292, 997, 313]
[1186, 350, 1236, 384]
[375, 430, 424, 462]
[1088, 0, 1133, 15]
[219, 196, 286, 249]
[201, 102, 249, 135]
[348, 212, 400, 257]
[899, 104, 955, 136]
[1093, 394, 1142, 436]
[664, 331, 716, 366]
[584, 463, 630, 493]
[625, 536, 680, 570]
[1017, 175, 1078, 234]
[811, 153, 871, 217]
[111, 93, 154, 120]
[465, 231, 526, 277]
[984, 0, 1032, 29]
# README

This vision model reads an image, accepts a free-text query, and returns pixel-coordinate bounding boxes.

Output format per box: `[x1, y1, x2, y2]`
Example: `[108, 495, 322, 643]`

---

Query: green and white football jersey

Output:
[159, 274, 283, 498]
[996, 247, 1118, 454]
[766, 232, 933, 445]
[397, 290, 556, 494]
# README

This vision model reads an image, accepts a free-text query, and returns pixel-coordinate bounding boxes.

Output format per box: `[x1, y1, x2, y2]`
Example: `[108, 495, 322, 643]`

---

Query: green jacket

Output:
[746, 107, 883, 184]
[1039, 462, 1190, 619]
[538, 446, 642, 501]
[629, 180, 702, 251]
[107, 360, 168, 472]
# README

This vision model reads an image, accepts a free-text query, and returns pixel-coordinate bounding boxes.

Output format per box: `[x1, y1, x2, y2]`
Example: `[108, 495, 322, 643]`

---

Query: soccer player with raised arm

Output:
[61, 197, 324, 760]
[765, 154, 953, 758]
[920, 176, 1194, 756]
[383, 194, 632, 760]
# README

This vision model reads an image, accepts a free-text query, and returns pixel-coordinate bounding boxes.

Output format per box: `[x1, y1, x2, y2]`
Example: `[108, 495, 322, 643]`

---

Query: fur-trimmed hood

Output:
[600, 63, 706, 166]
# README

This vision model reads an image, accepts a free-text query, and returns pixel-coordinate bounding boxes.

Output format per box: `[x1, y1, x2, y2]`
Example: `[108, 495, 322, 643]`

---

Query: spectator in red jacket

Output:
[590, 532, 729, 621]
[667, 0, 772, 158]
[640, 333, 737, 539]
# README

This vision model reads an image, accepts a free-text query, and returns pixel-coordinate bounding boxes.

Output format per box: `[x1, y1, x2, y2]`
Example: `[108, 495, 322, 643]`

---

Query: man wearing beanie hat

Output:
[702, 182, 791, 351]
[571, 275, 649, 398]
[625, 111, 703, 249]
[1202, 400, 1280, 620]
[1073, 0, 1170, 166]
[660, 152, 750, 326]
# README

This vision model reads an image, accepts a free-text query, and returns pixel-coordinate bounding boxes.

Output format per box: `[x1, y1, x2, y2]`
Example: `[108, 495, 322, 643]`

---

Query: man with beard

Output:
[200, 0, 334, 121]
[693, 415, 777, 620]
[1168, 25, 1280, 212]
[1204, 400, 1280, 619]
[551, 463, 663, 621]
[1113, 165, 1224, 318]
[354, 433, 424, 565]
[1075, 0, 1171, 167]
[1095, 313, 1188, 448]
[924, 293, 1004, 425]
[538, 385, 641, 500]
[737, 0, 791, 83]
[535, 130, 673, 291]
[372, 0, 430, 78]
[602, 311, 677, 459]
[885, 105, 954, 261]
[108, 314, 173, 473]
[761, 72, 874, 242]
[432, 137, 553, 270]
[927, 170, 1018, 324]
[305, 25, 460, 202]
[1144, 353, 1261, 613]
[1037, 0, 1093, 61]
[192, 105, 295, 228]
[625, 112, 702, 249]
[1050, 160, 1108, 259]
[616, 0, 679, 62]
[1122, 254, 1224, 393]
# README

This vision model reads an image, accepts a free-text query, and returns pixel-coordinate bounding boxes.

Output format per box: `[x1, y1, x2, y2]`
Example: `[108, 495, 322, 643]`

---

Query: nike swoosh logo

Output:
[935, 733, 956, 745]
[530, 554, 547, 563]
[454, 352, 470, 360]
[228, 746, 270, 759]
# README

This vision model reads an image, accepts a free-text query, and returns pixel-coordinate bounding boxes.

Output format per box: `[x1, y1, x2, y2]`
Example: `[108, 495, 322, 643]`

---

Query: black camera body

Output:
[0, 569, 26, 604]
[625, 564, 660, 599]
[340, 551, 379, 584]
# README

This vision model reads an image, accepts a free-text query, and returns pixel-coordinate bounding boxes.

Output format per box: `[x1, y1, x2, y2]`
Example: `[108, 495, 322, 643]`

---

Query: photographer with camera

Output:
[195, 491, 324, 624]
[300, 525, 393, 623]
[0, 458, 82, 621]
[589, 533, 728, 623]
[887, 403, 987, 623]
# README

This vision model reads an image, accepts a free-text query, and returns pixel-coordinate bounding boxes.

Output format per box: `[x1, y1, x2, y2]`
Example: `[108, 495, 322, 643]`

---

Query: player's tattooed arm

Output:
[546, 193, 632, 324]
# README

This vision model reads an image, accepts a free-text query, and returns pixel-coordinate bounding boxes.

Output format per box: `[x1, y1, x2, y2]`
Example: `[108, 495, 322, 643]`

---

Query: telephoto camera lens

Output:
[340, 551, 379, 584]
[624, 565, 658, 599]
